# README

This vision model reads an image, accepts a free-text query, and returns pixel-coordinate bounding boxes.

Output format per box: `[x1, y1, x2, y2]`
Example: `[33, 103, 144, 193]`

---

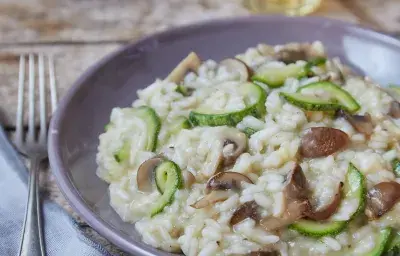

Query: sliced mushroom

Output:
[300, 127, 350, 158]
[366, 181, 400, 219]
[283, 163, 309, 200]
[305, 182, 343, 221]
[274, 42, 325, 65]
[260, 200, 310, 232]
[219, 58, 252, 82]
[137, 157, 164, 192]
[389, 101, 400, 119]
[204, 129, 248, 176]
[192, 172, 252, 209]
[230, 200, 260, 226]
[190, 190, 232, 209]
[275, 49, 308, 64]
[205, 171, 253, 194]
[249, 244, 280, 256]
[182, 170, 196, 189]
[336, 109, 374, 136]
[260, 164, 310, 231]
[220, 130, 247, 166]
[166, 52, 201, 83]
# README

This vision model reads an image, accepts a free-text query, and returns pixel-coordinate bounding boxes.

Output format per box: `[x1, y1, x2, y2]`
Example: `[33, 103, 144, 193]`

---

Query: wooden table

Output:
[1, 0, 399, 255]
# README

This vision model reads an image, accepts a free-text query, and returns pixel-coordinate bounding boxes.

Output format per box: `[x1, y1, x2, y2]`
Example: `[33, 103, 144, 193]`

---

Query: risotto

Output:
[96, 41, 400, 256]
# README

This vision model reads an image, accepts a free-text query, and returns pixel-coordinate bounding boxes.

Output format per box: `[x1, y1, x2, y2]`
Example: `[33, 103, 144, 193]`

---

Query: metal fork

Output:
[16, 54, 57, 256]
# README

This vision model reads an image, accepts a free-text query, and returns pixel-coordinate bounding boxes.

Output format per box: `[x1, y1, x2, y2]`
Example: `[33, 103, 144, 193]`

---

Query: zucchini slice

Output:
[343, 163, 366, 219]
[304, 57, 327, 76]
[132, 106, 162, 152]
[297, 81, 360, 113]
[168, 116, 191, 135]
[289, 220, 347, 238]
[104, 122, 112, 132]
[385, 230, 400, 256]
[189, 82, 266, 127]
[113, 106, 161, 162]
[364, 227, 392, 256]
[176, 84, 194, 96]
[252, 63, 306, 88]
[290, 163, 365, 238]
[392, 159, 400, 178]
[307, 57, 327, 67]
[242, 127, 258, 137]
[151, 160, 183, 217]
[280, 92, 342, 111]
[114, 141, 130, 163]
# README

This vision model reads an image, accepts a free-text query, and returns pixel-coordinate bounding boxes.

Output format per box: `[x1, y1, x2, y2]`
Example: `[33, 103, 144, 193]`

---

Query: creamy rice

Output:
[97, 41, 400, 255]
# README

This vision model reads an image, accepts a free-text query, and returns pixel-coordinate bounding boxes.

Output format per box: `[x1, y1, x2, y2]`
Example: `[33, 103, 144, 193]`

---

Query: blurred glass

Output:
[243, 0, 322, 16]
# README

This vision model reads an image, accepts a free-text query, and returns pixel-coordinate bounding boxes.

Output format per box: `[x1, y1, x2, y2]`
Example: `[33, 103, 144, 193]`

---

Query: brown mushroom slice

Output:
[220, 130, 247, 166]
[192, 172, 252, 209]
[248, 244, 281, 256]
[166, 52, 201, 83]
[300, 127, 350, 158]
[305, 182, 343, 221]
[230, 200, 260, 226]
[366, 181, 400, 219]
[219, 58, 252, 82]
[260, 164, 310, 231]
[260, 200, 310, 232]
[136, 157, 164, 192]
[190, 190, 232, 209]
[336, 109, 374, 136]
[283, 163, 309, 200]
[275, 49, 308, 64]
[182, 170, 196, 189]
[205, 171, 253, 194]
[389, 101, 400, 119]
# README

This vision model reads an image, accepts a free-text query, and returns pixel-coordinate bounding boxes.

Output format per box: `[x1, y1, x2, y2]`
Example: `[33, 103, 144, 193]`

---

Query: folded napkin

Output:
[0, 125, 112, 256]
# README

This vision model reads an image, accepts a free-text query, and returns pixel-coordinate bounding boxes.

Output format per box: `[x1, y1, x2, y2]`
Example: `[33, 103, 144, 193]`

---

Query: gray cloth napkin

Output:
[0, 125, 112, 256]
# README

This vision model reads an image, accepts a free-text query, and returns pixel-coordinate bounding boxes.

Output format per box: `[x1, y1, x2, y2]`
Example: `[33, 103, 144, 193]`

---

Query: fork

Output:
[15, 54, 57, 256]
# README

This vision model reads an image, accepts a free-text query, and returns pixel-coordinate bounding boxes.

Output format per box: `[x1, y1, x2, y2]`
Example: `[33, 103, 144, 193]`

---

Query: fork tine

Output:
[38, 54, 46, 143]
[27, 54, 35, 143]
[16, 55, 25, 145]
[48, 55, 57, 113]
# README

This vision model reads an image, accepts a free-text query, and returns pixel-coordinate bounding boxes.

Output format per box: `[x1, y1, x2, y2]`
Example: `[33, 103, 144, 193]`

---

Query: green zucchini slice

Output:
[343, 163, 366, 219]
[168, 116, 191, 135]
[242, 127, 258, 137]
[113, 106, 161, 162]
[364, 227, 392, 256]
[384, 230, 400, 256]
[252, 63, 306, 88]
[304, 57, 327, 76]
[189, 82, 266, 127]
[151, 160, 183, 217]
[290, 163, 365, 238]
[176, 84, 194, 96]
[289, 220, 347, 238]
[280, 92, 342, 111]
[297, 81, 360, 113]
[392, 159, 400, 178]
[114, 141, 130, 163]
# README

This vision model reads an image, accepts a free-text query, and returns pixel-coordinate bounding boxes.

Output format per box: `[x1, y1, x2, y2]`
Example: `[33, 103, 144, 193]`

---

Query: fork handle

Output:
[18, 158, 45, 256]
